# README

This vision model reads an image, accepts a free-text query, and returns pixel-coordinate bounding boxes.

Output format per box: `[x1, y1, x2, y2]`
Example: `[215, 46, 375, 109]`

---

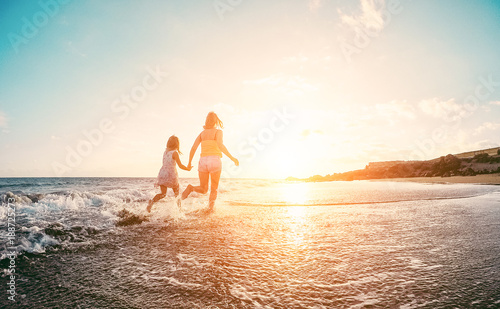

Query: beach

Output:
[3, 0, 500, 307]
[1, 178, 500, 308]
[372, 173, 500, 185]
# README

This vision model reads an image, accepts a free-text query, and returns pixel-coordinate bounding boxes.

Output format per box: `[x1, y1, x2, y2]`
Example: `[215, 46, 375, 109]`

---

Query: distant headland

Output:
[288, 147, 500, 182]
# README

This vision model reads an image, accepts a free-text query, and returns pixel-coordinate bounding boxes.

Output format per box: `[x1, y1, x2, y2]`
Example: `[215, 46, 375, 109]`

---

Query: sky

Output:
[1, 0, 500, 179]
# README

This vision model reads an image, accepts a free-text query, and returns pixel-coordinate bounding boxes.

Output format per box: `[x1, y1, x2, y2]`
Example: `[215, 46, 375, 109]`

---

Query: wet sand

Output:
[372, 173, 500, 185]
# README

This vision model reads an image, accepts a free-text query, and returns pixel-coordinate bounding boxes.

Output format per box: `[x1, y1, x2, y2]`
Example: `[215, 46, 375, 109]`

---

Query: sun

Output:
[273, 155, 300, 179]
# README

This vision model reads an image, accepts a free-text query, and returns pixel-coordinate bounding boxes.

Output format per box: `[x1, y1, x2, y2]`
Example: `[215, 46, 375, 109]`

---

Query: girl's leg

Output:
[182, 172, 210, 199]
[173, 185, 181, 208]
[147, 185, 168, 212]
[208, 170, 221, 210]
[153, 185, 168, 203]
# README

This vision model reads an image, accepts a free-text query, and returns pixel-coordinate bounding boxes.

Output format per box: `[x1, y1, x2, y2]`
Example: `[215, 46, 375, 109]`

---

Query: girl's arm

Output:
[187, 134, 201, 168]
[216, 130, 239, 166]
[173, 151, 191, 171]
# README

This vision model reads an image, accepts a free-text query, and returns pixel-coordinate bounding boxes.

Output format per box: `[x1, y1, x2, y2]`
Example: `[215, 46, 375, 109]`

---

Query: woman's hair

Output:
[203, 112, 224, 129]
[166, 135, 181, 154]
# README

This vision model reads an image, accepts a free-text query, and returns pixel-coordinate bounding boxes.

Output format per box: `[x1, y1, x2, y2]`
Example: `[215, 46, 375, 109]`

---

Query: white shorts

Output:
[198, 156, 222, 173]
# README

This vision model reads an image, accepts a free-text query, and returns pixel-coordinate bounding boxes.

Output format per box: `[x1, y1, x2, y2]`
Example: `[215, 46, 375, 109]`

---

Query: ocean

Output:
[1, 177, 499, 308]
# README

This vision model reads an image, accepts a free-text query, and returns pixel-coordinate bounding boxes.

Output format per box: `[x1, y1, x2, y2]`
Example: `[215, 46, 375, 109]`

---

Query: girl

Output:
[181, 112, 239, 211]
[147, 135, 191, 213]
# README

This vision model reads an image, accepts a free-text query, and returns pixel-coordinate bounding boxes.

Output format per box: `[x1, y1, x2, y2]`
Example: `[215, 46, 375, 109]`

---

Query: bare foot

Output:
[181, 185, 193, 200]
[208, 200, 215, 212]
[146, 200, 153, 213]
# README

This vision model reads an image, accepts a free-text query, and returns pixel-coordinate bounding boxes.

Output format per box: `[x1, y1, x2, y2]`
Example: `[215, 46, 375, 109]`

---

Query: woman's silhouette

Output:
[181, 112, 239, 211]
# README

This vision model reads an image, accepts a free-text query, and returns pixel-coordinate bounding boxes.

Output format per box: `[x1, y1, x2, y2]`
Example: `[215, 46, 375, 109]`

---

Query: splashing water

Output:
[1, 178, 499, 308]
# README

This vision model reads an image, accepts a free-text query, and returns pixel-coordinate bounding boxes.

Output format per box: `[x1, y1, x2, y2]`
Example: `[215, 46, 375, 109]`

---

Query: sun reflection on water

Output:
[285, 206, 308, 248]
[281, 182, 310, 205]
[287, 206, 306, 218]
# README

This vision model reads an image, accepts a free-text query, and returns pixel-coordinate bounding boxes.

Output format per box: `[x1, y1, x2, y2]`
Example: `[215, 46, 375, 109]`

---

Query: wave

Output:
[0, 182, 44, 189]
[0, 222, 116, 261]
[226, 193, 488, 207]
[1, 178, 497, 260]
[0, 186, 208, 260]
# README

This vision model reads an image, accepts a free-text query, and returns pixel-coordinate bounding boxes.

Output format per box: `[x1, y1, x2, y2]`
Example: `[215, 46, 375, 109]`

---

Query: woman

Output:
[181, 112, 239, 211]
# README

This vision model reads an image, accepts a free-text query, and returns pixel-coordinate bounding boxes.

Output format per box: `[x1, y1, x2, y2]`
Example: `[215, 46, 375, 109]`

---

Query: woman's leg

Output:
[182, 172, 210, 199]
[208, 170, 221, 210]
[147, 185, 168, 212]
[193, 171, 210, 193]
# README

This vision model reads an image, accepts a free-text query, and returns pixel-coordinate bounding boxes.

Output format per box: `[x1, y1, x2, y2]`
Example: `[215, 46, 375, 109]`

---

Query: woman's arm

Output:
[173, 151, 191, 171]
[188, 134, 201, 168]
[216, 130, 239, 166]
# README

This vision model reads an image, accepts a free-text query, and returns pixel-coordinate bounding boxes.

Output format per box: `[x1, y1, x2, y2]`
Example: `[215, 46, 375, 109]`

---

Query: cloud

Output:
[243, 73, 318, 95]
[338, 0, 386, 32]
[474, 122, 500, 135]
[376, 100, 416, 119]
[489, 101, 500, 106]
[0, 111, 8, 128]
[418, 98, 472, 121]
[300, 129, 324, 139]
[281, 55, 309, 64]
[309, 0, 323, 12]
[66, 41, 88, 58]
[280, 54, 331, 66]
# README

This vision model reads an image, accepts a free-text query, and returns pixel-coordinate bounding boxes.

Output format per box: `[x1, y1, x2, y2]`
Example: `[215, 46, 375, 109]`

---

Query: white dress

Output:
[155, 150, 179, 188]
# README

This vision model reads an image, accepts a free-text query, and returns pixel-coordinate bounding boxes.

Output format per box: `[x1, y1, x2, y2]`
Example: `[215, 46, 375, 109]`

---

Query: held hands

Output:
[187, 164, 193, 171]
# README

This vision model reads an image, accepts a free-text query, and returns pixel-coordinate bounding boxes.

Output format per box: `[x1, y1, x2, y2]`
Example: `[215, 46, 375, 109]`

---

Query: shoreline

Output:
[370, 173, 500, 185]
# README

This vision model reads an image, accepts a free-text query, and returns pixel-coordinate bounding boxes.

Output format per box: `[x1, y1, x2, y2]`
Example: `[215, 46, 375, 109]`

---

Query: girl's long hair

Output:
[203, 112, 223, 129]
[166, 135, 181, 154]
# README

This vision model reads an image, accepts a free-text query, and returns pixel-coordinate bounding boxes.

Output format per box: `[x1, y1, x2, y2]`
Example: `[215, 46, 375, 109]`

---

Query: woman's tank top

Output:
[200, 130, 222, 157]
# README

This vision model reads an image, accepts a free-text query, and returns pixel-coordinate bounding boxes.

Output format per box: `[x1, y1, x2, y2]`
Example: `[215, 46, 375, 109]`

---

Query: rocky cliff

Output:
[289, 153, 500, 182]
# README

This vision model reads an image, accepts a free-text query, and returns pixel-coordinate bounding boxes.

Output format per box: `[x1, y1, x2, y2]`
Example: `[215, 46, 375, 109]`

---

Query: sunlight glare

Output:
[287, 206, 306, 218]
[281, 183, 309, 205]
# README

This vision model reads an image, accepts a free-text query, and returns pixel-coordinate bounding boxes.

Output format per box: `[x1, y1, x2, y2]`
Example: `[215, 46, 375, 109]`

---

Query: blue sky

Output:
[1, 0, 500, 178]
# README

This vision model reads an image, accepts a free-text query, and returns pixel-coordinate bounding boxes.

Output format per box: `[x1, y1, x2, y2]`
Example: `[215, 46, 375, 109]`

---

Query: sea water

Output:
[1, 177, 499, 308]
